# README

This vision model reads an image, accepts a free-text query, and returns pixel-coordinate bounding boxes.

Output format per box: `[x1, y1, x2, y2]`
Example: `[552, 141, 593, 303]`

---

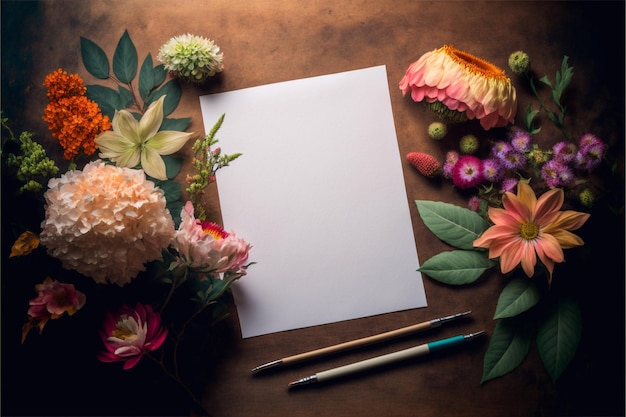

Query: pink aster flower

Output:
[452, 155, 483, 189]
[98, 303, 168, 370]
[172, 201, 252, 277]
[39, 160, 175, 285]
[442, 150, 460, 179]
[473, 181, 590, 282]
[399, 44, 517, 130]
[552, 141, 577, 164]
[21, 277, 86, 343]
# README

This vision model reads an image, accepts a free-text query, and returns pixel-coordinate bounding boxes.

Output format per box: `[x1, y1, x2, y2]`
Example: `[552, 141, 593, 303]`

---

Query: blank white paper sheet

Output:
[199, 65, 427, 338]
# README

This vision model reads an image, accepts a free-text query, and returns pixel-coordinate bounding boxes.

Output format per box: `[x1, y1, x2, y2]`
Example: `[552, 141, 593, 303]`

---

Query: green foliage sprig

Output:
[186, 114, 242, 221]
[415, 200, 582, 383]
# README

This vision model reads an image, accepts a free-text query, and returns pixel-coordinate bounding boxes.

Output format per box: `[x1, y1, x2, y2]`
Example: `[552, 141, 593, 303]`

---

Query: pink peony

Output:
[399, 45, 517, 130]
[172, 201, 252, 277]
[39, 160, 175, 285]
[21, 277, 86, 343]
[97, 303, 168, 370]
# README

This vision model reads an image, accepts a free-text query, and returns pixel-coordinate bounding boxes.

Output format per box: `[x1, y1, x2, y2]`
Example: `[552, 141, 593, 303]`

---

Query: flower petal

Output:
[113, 110, 142, 145]
[138, 95, 166, 140]
[146, 130, 194, 155]
[141, 146, 168, 180]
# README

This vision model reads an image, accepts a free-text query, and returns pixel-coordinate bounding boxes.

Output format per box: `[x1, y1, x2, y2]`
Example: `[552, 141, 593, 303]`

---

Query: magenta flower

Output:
[575, 133, 606, 171]
[541, 159, 573, 187]
[452, 155, 483, 189]
[172, 201, 252, 277]
[21, 277, 86, 343]
[98, 303, 168, 370]
[552, 141, 577, 164]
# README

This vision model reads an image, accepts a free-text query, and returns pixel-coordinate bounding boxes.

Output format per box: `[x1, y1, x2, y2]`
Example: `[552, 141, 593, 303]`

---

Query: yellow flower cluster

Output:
[42, 69, 111, 161]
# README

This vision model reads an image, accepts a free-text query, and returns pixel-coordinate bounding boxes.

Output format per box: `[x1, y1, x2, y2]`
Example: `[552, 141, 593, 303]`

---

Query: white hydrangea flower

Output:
[158, 33, 224, 83]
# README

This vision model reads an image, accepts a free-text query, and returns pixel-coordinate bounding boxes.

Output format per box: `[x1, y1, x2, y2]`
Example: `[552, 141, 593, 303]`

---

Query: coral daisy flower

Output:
[473, 181, 590, 282]
[399, 45, 517, 130]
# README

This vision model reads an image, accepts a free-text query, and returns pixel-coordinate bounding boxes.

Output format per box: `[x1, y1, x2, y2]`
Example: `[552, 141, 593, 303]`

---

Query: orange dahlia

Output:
[399, 45, 517, 130]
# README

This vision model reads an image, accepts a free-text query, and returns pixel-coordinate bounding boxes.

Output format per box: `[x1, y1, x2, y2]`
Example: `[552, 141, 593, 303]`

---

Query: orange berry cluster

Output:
[42, 69, 111, 161]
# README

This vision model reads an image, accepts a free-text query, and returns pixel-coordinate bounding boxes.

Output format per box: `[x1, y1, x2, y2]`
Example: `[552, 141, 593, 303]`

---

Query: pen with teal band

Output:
[288, 330, 485, 388]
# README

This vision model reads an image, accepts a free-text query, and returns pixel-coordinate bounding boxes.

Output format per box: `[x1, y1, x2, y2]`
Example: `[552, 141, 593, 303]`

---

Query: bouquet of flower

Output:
[399, 45, 617, 383]
[3, 30, 247, 415]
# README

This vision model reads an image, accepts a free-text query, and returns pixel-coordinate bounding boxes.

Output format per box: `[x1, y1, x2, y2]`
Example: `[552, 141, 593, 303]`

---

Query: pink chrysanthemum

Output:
[452, 155, 484, 189]
[172, 201, 252, 277]
[473, 181, 589, 282]
[399, 45, 517, 130]
[98, 303, 168, 370]
[39, 160, 175, 285]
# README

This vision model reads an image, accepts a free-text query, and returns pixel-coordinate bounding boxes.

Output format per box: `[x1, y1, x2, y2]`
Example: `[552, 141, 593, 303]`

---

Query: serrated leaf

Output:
[80, 37, 110, 79]
[139, 54, 155, 101]
[161, 117, 191, 132]
[85, 85, 121, 119]
[418, 250, 494, 285]
[150, 79, 182, 116]
[536, 297, 582, 381]
[494, 277, 541, 319]
[113, 30, 137, 84]
[482, 319, 532, 383]
[416, 200, 490, 250]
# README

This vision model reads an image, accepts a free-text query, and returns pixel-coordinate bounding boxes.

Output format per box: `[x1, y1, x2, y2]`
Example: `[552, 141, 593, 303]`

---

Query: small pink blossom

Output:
[98, 303, 168, 370]
[452, 155, 483, 189]
[172, 201, 252, 277]
[21, 277, 86, 343]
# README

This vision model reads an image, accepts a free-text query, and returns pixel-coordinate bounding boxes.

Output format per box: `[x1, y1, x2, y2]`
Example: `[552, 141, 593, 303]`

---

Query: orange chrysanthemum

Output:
[42, 69, 111, 160]
[473, 181, 590, 282]
[399, 45, 517, 130]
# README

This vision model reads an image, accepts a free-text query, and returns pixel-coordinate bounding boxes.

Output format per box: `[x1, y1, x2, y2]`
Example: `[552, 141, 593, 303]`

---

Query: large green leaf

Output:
[150, 79, 182, 116]
[494, 277, 541, 319]
[482, 318, 532, 383]
[85, 85, 121, 120]
[536, 297, 582, 381]
[113, 30, 138, 84]
[80, 37, 109, 79]
[161, 117, 191, 132]
[117, 86, 134, 109]
[139, 54, 155, 101]
[416, 200, 490, 250]
[418, 250, 494, 285]
[162, 155, 183, 179]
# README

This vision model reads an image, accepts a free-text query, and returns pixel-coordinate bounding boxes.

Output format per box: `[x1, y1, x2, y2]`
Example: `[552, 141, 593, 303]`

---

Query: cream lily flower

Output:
[95, 95, 193, 180]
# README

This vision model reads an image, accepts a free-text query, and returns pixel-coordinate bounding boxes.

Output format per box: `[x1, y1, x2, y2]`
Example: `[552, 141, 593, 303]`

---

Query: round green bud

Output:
[427, 122, 447, 140]
[578, 188, 595, 207]
[508, 51, 530, 76]
[459, 134, 480, 154]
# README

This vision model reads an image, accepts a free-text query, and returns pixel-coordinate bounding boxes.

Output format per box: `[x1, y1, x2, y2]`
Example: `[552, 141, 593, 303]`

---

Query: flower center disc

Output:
[520, 222, 540, 240]
[444, 45, 507, 79]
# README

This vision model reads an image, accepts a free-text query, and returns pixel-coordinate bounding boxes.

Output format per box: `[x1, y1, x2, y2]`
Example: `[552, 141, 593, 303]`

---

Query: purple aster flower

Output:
[509, 129, 532, 152]
[500, 177, 518, 193]
[541, 159, 567, 187]
[482, 158, 503, 182]
[552, 141, 578, 164]
[452, 155, 483, 189]
[557, 165, 575, 186]
[442, 150, 459, 179]
[492, 141, 512, 160]
[575, 134, 606, 171]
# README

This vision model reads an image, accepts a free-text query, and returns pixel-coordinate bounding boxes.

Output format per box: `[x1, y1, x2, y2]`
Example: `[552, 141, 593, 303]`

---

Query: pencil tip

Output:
[251, 359, 283, 373]
[288, 375, 317, 388]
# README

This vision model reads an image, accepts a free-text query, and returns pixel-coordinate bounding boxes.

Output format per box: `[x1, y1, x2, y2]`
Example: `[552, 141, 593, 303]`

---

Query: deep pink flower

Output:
[452, 155, 483, 189]
[98, 303, 168, 370]
[21, 277, 86, 343]
[172, 201, 252, 277]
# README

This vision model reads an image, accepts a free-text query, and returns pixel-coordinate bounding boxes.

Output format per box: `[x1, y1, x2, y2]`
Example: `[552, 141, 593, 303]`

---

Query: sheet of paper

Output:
[199, 65, 427, 338]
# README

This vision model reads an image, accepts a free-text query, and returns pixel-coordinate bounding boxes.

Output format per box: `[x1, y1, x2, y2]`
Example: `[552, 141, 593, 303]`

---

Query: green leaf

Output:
[416, 200, 490, 250]
[418, 250, 494, 285]
[523, 105, 541, 135]
[153, 64, 167, 86]
[482, 318, 532, 383]
[494, 277, 541, 319]
[161, 117, 191, 132]
[85, 85, 121, 119]
[536, 297, 582, 381]
[139, 54, 155, 101]
[117, 86, 134, 109]
[80, 37, 110, 79]
[162, 154, 183, 178]
[150, 79, 182, 116]
[158, 180, 182, 203]
[112, 30, 138, 84]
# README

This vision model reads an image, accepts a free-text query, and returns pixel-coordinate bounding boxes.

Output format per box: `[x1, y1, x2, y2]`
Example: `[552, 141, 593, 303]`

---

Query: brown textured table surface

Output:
[2, 1, 624, 416]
